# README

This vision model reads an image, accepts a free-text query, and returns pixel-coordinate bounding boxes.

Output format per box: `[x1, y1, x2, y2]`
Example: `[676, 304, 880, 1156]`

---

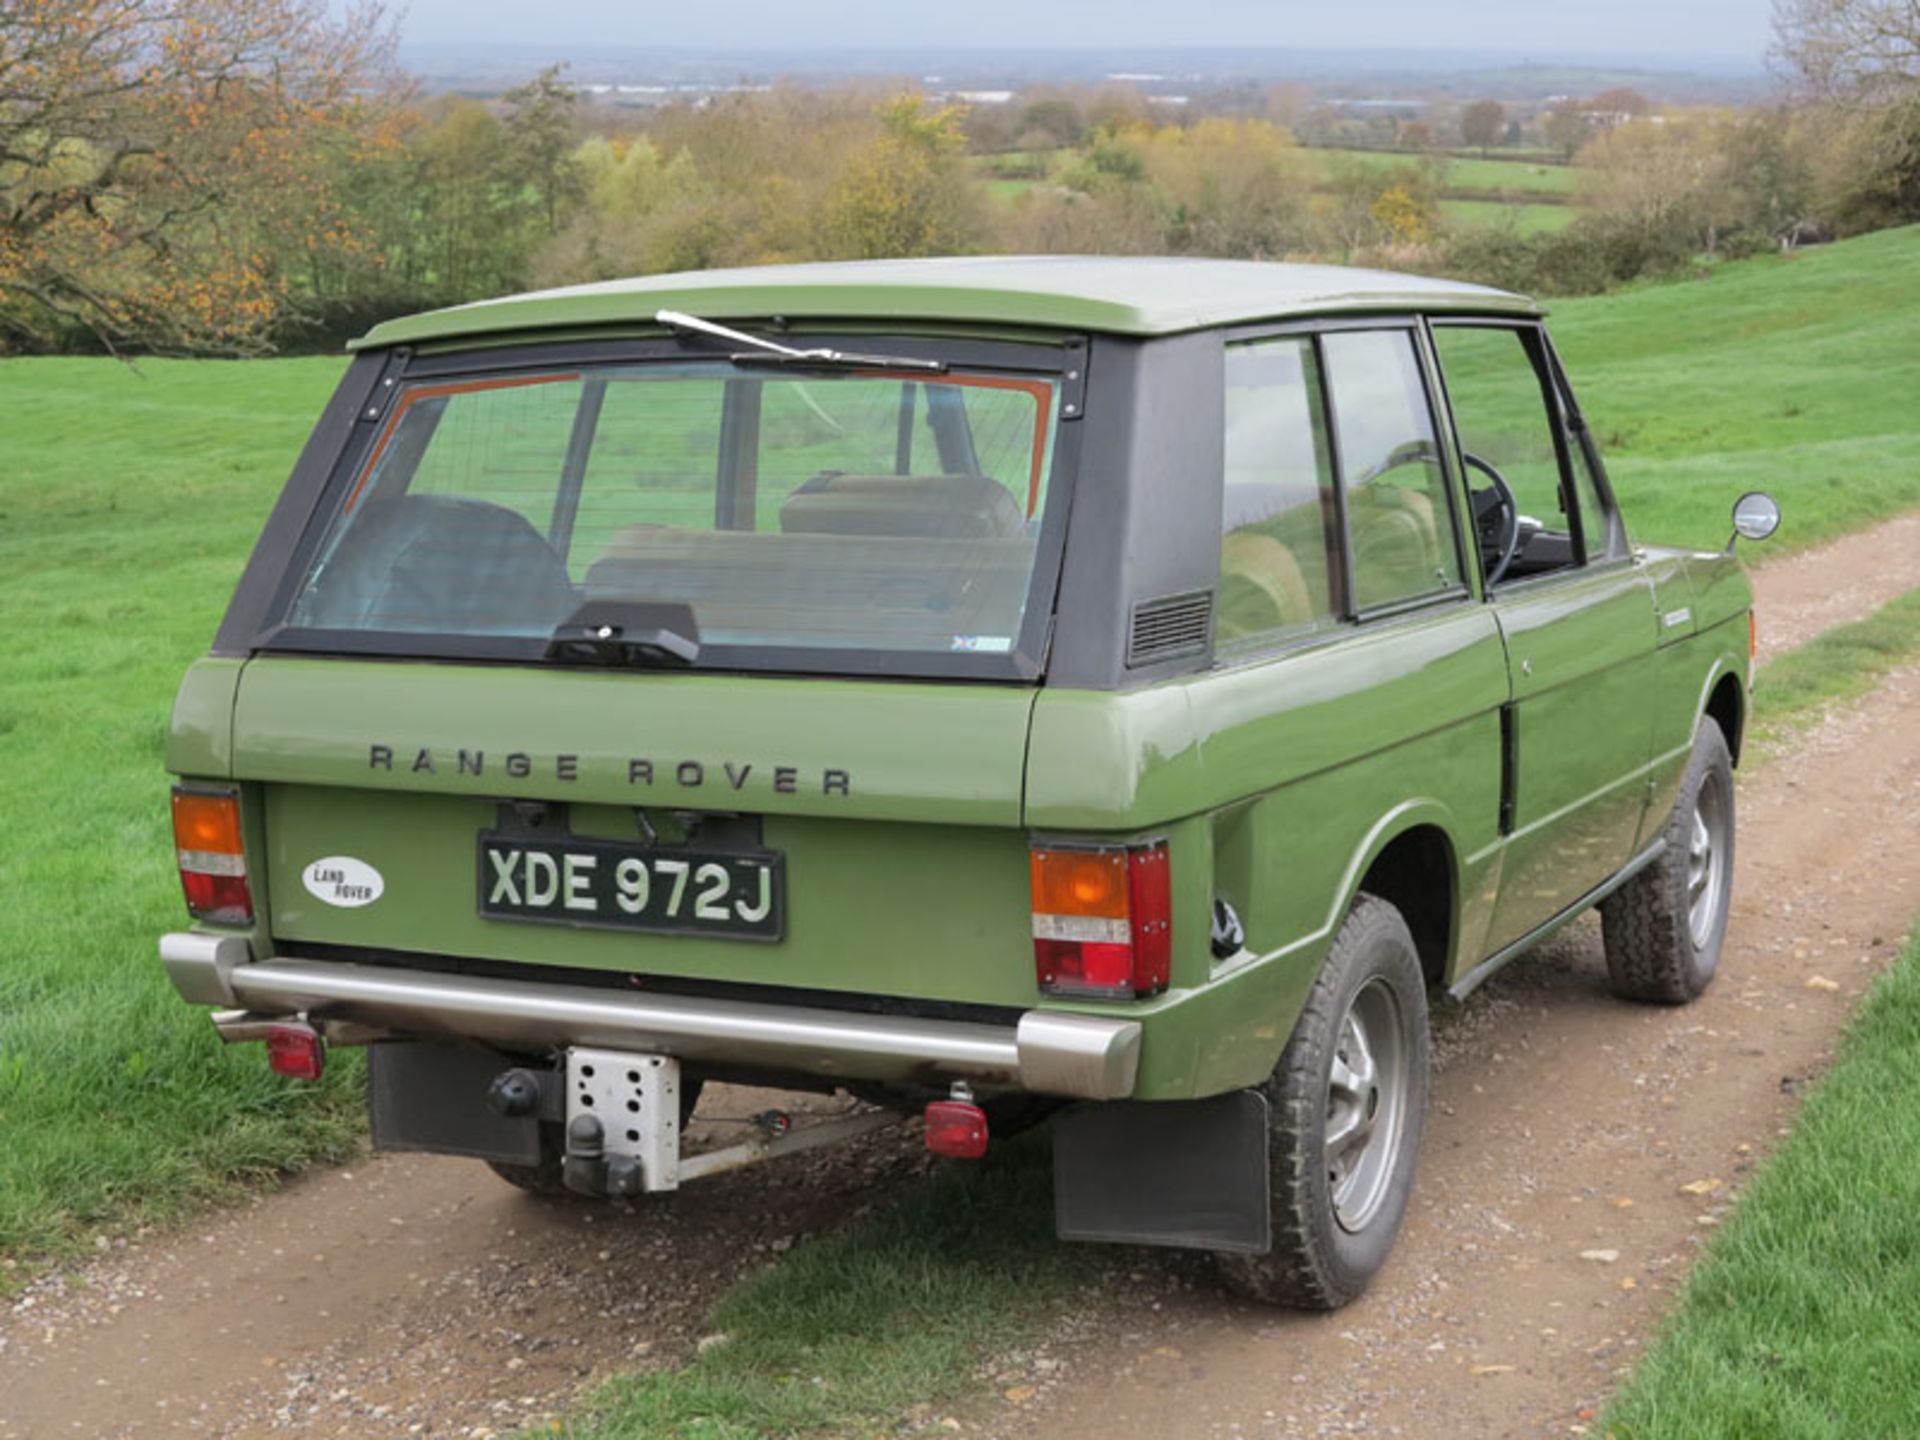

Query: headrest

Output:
[779, 473, 1026, 540]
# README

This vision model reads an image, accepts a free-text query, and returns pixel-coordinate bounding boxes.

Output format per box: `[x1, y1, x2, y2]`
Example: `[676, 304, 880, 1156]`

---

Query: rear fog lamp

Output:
[266, 1023, 326, 1082]
[924, 1100, 989, 1159]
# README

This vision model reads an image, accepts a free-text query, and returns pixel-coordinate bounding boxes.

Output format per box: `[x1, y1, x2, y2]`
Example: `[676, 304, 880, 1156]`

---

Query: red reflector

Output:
[266, 1025, 326, 1082]
[1126, 844, 1172, 993]
[924, 1100, 989, 1159]
[180, 869, 254, 925]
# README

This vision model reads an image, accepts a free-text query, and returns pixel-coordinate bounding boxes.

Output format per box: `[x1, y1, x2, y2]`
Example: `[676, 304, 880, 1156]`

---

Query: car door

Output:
[1428, 319, 1658, 952]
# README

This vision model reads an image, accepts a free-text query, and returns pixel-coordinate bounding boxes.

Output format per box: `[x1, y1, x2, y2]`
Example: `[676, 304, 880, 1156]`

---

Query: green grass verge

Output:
[0, 356, 362, 1276]
[1603, 925, 1920, 1439]
[1747, 588, 1920, 751]
[549, 1142, 1102, 1440]
[1552, 225, 1920, 553]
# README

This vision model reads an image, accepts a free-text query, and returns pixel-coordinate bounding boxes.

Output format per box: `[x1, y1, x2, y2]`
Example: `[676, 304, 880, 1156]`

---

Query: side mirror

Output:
[1729, 491, 1781, 548]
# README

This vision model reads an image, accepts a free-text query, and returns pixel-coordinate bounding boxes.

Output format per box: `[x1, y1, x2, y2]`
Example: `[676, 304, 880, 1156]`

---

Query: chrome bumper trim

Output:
[159, 938, 1140, 1101]
[160, 932, 251, 1007]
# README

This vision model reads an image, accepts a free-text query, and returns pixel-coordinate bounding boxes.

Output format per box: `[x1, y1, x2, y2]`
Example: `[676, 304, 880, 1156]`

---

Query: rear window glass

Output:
[284, 362, 1062, 665]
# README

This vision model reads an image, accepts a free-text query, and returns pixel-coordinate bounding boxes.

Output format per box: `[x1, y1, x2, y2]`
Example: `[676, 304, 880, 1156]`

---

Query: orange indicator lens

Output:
[172, 789, 244, 856]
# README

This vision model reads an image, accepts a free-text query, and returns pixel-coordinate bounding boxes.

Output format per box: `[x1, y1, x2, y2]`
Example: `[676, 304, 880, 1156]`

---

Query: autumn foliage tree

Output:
[0, 0, 394, 352]
[818, 96, 983, 260]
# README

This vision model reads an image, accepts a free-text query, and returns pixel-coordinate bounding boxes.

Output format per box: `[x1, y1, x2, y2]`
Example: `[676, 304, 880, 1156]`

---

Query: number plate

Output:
[477, 834, 784, 941]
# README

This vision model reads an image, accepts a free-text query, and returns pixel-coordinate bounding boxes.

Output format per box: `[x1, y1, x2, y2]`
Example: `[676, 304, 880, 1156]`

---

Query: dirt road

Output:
[2, 518, 1915, 1439]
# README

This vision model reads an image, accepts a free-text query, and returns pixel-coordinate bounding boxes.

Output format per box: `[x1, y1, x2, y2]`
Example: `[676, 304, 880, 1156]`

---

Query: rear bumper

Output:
[158, 932, 1141, 1101]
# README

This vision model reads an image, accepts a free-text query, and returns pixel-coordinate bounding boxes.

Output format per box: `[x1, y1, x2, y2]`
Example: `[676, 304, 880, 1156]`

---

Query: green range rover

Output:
[159, 257, 1778, 1309]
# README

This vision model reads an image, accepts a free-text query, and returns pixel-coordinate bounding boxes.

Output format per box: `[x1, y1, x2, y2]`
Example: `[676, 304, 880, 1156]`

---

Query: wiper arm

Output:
[655, 308, 946, 374]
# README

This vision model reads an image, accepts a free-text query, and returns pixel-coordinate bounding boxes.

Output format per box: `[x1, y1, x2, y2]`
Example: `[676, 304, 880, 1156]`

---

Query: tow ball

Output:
[562, 1113, 649, 1198]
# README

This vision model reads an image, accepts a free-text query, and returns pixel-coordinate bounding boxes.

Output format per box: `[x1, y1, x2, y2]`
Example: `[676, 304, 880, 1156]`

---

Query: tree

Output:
[1773, 0, 1920, 229]
[1773, 0, 1920, 101]
[1461, 99, 1507, 155]
[502, 65, 585, 237]
[1143, 118, 1310, 258]
[1017, 96, 1085, 149]
[0, 0, 394, 352]
[407, 99, 531, 301]
[1543, 108, 1594, 162]
[1577, 114, 1736, 255]
[818, 96, 984, 260]
[1589, 87, 1652, 118]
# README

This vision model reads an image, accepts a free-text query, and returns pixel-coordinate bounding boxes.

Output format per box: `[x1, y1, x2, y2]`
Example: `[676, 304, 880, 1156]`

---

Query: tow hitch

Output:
[552, 1047, 902, 1198]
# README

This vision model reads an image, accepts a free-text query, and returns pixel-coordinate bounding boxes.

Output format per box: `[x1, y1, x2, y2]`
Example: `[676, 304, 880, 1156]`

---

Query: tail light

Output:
[172, 787, 253, 925]
[1029, 839, 1172, 999]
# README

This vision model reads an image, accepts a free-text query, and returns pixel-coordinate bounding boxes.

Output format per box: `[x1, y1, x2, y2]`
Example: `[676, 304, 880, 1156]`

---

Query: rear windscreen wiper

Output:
[547, 601, 701, 668]
[656, 308, 946, 374]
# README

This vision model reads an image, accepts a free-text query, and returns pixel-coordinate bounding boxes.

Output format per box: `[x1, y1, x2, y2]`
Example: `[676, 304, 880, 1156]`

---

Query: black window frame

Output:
[1424, 315, 1630, 591]
[242, 333, 1086, 685]
[1214, 314, 1477, 666]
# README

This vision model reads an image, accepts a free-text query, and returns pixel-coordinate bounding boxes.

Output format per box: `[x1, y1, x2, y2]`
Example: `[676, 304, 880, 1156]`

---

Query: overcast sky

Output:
[387, 0, 1776, 65]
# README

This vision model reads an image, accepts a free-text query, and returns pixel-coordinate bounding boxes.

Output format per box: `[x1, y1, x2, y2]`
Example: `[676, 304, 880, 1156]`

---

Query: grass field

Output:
[1438, 197, 1576, 234]
[1552, 225, 1920, 553]
[1602, 925, 1920, 1439]
[1295, 145, 1579, 197]
[0, 356, 361, 1273]
[1, 226, 1918, 1288]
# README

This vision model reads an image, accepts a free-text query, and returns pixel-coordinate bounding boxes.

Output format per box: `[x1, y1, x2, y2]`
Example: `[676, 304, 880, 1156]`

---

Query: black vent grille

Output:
[1126, 590, 1213, 667]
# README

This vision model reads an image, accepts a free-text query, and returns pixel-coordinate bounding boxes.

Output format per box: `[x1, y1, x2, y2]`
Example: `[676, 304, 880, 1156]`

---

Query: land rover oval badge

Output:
[303, 855, 384, 908]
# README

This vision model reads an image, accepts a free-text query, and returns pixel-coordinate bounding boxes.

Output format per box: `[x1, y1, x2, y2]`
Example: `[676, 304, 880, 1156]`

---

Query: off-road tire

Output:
[1601, 719, 1734, 1004]
[488, 1077, 705, 1199]
[1216, 894, 1430, 1310]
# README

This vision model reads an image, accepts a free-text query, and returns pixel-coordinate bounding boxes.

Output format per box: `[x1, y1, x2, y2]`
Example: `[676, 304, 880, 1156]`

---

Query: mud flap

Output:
[368, 1039, 543, 1166]
[1052, 1089, 1271, 1254]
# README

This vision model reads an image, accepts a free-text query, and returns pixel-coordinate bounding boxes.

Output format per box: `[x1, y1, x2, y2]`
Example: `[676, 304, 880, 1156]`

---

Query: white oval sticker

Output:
[302, 855, 385, 909]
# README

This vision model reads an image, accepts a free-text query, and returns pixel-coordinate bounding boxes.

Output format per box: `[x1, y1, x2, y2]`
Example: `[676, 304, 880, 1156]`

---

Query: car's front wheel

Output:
[1217, 894, 1430, 1310]
[1601, 718, 1735, 1004]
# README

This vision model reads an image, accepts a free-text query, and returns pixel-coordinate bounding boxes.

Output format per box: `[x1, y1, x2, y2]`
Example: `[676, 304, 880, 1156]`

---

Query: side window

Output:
[1565, 425, 1626, 562]
[1430, 324, 1593, 583]
[1219, 338, 1341, 651]
[1319, 330, 1466, 611]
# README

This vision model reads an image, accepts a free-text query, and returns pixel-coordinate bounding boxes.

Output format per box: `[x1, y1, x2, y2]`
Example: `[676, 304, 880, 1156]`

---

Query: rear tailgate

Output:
[233, 657, 1041, 1008]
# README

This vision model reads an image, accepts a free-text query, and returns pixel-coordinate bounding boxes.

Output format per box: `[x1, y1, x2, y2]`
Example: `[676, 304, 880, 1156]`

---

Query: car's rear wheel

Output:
[1216, 894, 1430, 1310]
[1601, 718, 1734, 1004]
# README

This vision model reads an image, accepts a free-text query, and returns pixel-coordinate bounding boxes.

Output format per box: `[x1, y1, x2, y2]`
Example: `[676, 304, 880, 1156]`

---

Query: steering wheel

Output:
[1462, 451, 1522, 589]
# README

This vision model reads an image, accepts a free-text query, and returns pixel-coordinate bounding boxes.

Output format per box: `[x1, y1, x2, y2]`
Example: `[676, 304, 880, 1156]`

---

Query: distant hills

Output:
[399, 43, 1773, 105]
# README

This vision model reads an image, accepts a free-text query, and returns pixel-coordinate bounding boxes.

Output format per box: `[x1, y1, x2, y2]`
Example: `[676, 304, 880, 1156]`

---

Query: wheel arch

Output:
[1355, 822, 1458, 990]
[1326, 802, 1462, 992]
[1703, 668, 1745, 767]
